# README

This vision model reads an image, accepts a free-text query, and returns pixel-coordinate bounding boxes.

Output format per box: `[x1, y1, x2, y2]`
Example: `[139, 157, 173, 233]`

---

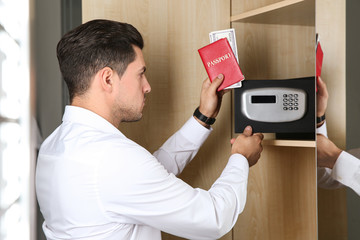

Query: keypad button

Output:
[283, 107, 288, 110]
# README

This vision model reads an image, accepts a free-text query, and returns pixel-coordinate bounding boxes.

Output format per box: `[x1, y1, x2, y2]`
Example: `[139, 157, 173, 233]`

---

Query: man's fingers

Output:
[202, 78, 212, 88]
[210, 74, 224, 91]
[318, 76, 323, 85]
[243, 125, 253, 136]
[254, 133, 264, 140]
[317, 77, 327, 96]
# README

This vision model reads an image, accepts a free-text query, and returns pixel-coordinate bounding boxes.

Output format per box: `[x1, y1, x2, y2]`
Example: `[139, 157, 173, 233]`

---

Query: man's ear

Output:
[98, 67, 114, 93]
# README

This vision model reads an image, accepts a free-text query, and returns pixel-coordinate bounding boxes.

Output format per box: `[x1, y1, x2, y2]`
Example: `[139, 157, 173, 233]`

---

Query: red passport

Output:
[198, 38, 245, 91]
[316, 36, 324, 92]
[316, 41, 323, 77]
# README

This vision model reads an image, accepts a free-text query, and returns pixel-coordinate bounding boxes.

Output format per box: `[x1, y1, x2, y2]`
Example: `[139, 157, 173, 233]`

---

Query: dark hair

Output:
[56, 19, 144, 102]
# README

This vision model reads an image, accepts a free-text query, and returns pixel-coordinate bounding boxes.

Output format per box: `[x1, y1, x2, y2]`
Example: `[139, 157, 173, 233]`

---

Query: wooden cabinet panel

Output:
[232, 22, 315, 80]
[234, 147, 316, 240]
[231, 1, 317, 239]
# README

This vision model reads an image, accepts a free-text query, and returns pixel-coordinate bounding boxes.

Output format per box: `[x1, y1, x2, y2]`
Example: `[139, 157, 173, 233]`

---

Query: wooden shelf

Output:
[232, 133, 316, 148]
[263, 139, 315, 148]
[231, 0, 314, 26]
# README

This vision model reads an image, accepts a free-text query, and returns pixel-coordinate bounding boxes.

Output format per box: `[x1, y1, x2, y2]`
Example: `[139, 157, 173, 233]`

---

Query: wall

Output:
[34, 0, 62, 139]
[34, 0, 61, 239]
[346, 1, 360, 239]
[316, 1, 348, 239]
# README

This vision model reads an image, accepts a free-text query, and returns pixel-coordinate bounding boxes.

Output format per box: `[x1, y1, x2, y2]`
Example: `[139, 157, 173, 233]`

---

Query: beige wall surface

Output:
[316, 0, 348, 239]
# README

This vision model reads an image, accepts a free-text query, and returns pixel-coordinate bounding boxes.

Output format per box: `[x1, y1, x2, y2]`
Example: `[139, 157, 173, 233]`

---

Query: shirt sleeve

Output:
[316, 120, 328, 137]
[316, 120, 342, 189]
[153, 116, 212, 176]
[331, 151, 360, 196]
[99, 145, 249, 240]
[317, 167, 343, 189]
[316, 121, 360, 195]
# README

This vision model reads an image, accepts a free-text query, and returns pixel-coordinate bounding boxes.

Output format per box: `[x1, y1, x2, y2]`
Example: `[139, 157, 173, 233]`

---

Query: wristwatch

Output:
[317, 114, 325, 124]
[193, 107, 216, 125]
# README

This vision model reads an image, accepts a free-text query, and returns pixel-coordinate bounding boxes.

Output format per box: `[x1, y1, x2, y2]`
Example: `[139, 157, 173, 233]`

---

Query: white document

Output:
[209, 28, 243, 89]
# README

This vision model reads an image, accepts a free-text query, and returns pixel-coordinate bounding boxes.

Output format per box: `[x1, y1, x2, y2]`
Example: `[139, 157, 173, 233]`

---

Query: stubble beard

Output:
[115, 105, 143, 123]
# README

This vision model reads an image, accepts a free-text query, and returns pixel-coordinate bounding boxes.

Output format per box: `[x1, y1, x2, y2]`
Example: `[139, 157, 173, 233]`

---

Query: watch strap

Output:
[317, 114, 326, 124]
[193, 107, 216, 125]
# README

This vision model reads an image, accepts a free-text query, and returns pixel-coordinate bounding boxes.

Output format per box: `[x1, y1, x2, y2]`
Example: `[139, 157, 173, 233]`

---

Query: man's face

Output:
[113, 46, 151, 122]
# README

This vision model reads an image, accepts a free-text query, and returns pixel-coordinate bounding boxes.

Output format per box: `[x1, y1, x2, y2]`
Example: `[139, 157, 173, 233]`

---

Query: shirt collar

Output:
[62, 105, 126, 137]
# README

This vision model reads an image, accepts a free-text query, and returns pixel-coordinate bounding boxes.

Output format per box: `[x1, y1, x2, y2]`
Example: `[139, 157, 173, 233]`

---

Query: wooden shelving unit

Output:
[231, 0, 316, 239]
[231, 0, 314, 26]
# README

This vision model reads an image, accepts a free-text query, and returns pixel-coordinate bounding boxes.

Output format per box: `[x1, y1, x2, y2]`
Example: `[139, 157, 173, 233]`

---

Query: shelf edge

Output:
[263, 139, 316, 148]
[231, 0, 305, 22]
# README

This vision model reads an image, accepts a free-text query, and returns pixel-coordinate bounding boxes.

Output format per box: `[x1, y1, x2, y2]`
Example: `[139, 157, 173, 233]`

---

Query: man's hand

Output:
[198, 74, 229, 119]
[230, 126, 264, 167]
[316, 77, 328, 126]
[317, 134, 342, 169]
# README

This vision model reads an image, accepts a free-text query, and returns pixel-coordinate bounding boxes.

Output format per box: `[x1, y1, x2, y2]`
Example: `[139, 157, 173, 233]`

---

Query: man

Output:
[316, 77, 360, 196]
[35, 19, 264, 239]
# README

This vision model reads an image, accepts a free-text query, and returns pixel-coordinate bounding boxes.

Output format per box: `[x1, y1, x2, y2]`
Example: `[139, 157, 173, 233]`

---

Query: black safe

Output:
[234, 77, 315, 140]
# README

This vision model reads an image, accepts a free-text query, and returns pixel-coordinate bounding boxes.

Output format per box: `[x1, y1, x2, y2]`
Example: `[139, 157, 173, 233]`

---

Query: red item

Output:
[316, 41, 323, 77]
[316, 41, 324, 92]
[198, 38, 244, 91]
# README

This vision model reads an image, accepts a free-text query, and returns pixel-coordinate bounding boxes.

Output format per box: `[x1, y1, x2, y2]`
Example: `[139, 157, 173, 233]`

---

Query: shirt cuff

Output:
[332, 151, 360, 195]
[227, 153, 249, 172]
[316, 120, 328, 138]
[178, 116, 213, 146]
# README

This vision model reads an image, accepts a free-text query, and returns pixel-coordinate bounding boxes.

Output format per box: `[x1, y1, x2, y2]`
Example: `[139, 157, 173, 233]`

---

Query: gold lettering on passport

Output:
[207, 53, 232, 67]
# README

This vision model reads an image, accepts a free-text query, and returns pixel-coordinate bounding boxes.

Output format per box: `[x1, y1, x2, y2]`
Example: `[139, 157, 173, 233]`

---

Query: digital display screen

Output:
[251, 95, 276, 104]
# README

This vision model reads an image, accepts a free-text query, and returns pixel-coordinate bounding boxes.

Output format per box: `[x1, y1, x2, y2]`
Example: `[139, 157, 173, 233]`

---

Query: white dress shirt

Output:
[317, 122, 360, 195]
[36, 106, 249, 240]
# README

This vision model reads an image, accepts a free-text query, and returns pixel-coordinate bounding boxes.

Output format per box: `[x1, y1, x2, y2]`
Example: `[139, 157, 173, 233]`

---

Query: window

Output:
[0, 0, 33, 239]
